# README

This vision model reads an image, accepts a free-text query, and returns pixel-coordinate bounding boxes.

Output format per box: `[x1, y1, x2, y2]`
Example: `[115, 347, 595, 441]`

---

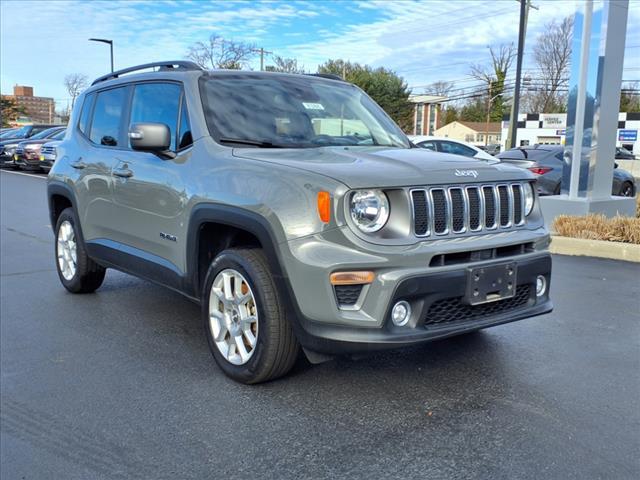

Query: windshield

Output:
[5, 126, 30, 139]
[31, 127, 63, 140]
[199, 74, 410, 149]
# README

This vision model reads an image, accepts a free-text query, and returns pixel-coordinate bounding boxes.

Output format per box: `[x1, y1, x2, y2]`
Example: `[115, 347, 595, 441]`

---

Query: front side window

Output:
[199, 75, 410, 149]
[90, 87, 127, 147]
[438, 141, 476, 157]
[129, 83, 181, 151]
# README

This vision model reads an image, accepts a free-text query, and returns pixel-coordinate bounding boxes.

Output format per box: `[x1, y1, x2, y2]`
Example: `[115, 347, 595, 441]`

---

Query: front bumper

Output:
[280, 227, 552, 354]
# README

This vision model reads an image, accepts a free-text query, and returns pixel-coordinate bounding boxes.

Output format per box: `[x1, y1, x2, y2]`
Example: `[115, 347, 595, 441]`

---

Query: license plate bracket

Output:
[465, 262, 517, 305]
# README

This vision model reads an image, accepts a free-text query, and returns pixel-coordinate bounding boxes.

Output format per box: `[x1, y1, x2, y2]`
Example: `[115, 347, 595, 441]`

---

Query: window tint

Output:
[129, 83, 181, 151]
[417, 140, 436, 151]
[177, 97, 193, 149]
[438, 141, 476, 157]
[90, 87, 127, 147]
[78, 93, 95, 136]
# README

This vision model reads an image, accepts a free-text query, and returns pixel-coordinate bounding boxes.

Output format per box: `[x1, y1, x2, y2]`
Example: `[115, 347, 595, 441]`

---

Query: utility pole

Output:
[89, 38, 114, 73]
[252, 47, 273, 71]
[506, 0, 538, 149]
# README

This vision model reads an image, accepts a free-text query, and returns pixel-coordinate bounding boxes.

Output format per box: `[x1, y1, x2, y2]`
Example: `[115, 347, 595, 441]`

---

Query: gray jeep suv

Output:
[47, 61, 552, 383]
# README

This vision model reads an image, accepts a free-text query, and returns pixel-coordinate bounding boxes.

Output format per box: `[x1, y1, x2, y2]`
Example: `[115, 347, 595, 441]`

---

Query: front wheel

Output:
[202, 248, 299, 384]
[55, 208, 106, 293]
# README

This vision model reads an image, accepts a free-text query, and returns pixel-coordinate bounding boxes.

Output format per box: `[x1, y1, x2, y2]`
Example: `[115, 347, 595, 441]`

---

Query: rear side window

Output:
[90, 87, 127, 147]
[129, 83, 181, 151]
[78, 93, 95, 136]
[438, 141, 476, 157]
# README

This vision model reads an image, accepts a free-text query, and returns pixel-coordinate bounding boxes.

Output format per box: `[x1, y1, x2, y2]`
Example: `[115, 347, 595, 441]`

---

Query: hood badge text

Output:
[454, 169, 479, 178]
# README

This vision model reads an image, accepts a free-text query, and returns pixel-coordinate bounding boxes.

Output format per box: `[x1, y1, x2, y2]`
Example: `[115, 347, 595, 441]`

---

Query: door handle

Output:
[113, 167, 133, 178]
[70, 159, 86, 169]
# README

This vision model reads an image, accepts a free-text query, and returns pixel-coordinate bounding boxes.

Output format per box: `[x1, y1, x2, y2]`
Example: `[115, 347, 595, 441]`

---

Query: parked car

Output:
[0, 128, 20, 139]
[496, 145, 636, 197]
[409, 135, 498, 161]
[615, 146, 635, 160]
[14, 127, 66, 171]
[40, 139, 63, 173]
[1, 124, 65, 168]
[47, 61, 552, 383]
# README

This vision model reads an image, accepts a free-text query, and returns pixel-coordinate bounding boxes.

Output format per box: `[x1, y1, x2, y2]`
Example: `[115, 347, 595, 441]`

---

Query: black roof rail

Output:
[91, 61, 203, 85]
[306, 73, 346, 82]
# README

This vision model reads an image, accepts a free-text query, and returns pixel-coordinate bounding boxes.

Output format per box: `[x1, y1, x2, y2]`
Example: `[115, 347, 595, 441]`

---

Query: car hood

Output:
[233, 146, 531, 188]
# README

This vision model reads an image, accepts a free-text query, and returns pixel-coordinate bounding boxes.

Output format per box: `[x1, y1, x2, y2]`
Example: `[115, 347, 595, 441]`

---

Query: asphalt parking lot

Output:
[1, 169, 639, 479]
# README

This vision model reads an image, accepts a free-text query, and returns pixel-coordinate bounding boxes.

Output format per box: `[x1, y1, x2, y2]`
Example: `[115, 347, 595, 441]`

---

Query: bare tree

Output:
[529, 16, 573, 112]
[266, 56, 305, 74]
[469, 43, 516, 121]
[425, 80, 454, 97]
[187, 34, 256, 70]
[64, 74, 88, 109]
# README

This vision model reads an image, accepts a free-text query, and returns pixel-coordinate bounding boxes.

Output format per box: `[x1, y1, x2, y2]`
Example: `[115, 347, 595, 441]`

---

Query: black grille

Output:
[334, 285, 363, 306]
[512, 184, 523, 224]
[432, 189, 447, 234]
[468, 188, 481, 230]
[498, 186, 510, 226]
[450, 188, 465, 232]
[424, 285, 531, 327]
[412, 190, 429, 235]
[483, 186, 496, 227]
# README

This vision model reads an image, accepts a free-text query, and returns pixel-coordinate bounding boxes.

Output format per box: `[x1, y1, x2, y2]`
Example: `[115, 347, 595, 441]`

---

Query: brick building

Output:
[2, 85, 55, 124]
[409, 94, 447, 136]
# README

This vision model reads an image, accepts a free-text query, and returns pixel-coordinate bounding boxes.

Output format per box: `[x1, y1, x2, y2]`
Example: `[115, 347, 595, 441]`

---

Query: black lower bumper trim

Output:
[293, 254, 552, 355]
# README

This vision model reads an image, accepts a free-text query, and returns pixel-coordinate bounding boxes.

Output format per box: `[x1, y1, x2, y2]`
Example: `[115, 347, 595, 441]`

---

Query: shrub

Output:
[553, 212, 640, 244]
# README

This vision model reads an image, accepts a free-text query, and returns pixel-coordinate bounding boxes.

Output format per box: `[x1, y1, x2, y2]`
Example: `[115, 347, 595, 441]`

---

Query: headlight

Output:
[523, 182, 535, 216]
[4, 145, 17, 155]
[350, 190, 390, 233]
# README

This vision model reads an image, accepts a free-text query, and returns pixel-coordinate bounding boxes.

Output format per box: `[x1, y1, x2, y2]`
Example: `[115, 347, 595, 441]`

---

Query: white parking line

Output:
[0, 170, 47, 180]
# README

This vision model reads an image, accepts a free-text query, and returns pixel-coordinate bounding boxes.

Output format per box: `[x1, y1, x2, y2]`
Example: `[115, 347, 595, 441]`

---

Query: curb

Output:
[550, 236, 640, 263]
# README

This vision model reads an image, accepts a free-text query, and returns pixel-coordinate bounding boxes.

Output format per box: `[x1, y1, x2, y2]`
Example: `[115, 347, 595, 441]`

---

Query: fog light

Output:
[536, 275, 547, 297]
[391, 300, 411, 326]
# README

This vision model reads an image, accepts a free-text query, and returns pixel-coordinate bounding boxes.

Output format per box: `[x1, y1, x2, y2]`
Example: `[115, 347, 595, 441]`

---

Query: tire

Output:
[553, 183, 561, 195]
[202, 248, 299, 384]
[55, 207, 106, 293]
[620, 181, 634, 197]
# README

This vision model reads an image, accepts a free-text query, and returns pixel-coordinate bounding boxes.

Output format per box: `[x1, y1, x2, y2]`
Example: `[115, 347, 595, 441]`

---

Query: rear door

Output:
[72, 86, 129, 242]
[109, 82, 192, 277]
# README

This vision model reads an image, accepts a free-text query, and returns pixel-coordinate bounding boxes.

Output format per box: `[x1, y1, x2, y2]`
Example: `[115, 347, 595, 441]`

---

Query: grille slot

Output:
[467, 187, 481, 231]
[334, 285, 363, 306]
[483, 186, 497, 228]
[498, 185, 510, 226]
[412, 190, 429, 236]
[424, 285, 532, 327]
[411, 183, 526, 238]
[431, 189, 448, 234]
[450, 188, 465, 232]
[512, 184, 523, 225]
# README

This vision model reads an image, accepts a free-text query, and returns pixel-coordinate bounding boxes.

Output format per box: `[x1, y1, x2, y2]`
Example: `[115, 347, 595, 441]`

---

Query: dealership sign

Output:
[618, 129, 637, 141]
[541, 114, 566, 128]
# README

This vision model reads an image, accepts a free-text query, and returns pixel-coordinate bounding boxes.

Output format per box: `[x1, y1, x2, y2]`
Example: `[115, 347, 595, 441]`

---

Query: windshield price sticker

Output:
[302, 102, 325, 110]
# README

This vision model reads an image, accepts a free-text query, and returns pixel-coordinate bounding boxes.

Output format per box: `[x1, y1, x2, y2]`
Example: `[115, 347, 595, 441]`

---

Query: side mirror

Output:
[128, 123, 174, 158]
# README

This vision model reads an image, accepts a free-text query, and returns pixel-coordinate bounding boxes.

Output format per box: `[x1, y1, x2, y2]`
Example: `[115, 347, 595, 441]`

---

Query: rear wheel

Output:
[55, 208, 106, 293]
[202, 248, 299, 384]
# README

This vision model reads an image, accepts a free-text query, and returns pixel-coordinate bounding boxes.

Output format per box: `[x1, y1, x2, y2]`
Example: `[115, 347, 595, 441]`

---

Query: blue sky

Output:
[1, 0, 638, 111]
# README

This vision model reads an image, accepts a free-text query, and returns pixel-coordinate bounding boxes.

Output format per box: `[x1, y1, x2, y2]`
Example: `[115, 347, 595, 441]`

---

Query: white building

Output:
[501, 112, 640, 155]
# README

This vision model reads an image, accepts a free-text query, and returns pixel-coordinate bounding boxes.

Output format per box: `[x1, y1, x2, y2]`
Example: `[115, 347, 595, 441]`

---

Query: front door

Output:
[110, 82, 193, 277]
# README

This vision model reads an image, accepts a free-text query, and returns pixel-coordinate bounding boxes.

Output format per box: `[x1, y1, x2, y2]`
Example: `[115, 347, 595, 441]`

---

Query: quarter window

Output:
[177, 97, 193, 150]
[418, 140, 436, 151]
[89, 87, 127, 147]
[129, 83, 181, 151]
[78, 93, 95, 136]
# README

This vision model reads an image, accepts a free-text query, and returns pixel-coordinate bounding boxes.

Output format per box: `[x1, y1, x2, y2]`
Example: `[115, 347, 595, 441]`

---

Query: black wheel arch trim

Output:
[47, 181, 78, 232]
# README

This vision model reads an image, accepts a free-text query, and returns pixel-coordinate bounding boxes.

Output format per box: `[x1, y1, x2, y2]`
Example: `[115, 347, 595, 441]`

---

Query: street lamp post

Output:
[89, 38, 114, 72]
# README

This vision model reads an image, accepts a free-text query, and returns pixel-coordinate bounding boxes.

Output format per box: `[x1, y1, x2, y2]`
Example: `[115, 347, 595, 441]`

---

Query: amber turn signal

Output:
[330, 271, 375, 285]
[317, 191, 331, 223]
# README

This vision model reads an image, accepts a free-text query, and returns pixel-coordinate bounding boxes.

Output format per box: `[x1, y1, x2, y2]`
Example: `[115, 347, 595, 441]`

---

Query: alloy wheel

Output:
[208, 269, 259, 365]
[57, 220, 77, 281]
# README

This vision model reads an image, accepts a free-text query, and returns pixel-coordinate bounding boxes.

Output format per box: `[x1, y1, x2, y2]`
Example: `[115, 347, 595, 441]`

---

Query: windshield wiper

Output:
[218, 137, 286, 148]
